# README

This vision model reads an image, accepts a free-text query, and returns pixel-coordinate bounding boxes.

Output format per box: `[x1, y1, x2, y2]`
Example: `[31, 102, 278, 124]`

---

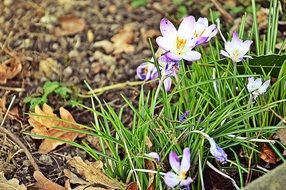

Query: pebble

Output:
[63, 66, 73, 77]
[87, 30, 94, 42]
[39, 154, 53, 165]
[4, 0, 13, 6]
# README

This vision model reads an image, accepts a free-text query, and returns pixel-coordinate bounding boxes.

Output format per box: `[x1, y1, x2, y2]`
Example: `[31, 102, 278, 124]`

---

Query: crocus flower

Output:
[179, 111, 190, 123]
[247, 77, 270, 100]
[209, 138, 228, 164]
[158, 55, 179, 91]
[136, 58, 158, 81]
[221, 32, 253, 62]
[146, 152, 160, 162]
[192, 17, 217, 45]
[164, 148, 193, 188]
[156, 17, 201, 61]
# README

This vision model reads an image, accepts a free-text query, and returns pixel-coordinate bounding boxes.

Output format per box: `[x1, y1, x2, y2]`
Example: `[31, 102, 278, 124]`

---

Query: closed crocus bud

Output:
[209, 138, 227, 164]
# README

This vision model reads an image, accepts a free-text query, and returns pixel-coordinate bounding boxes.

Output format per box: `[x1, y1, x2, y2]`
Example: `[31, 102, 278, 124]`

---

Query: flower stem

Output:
[233, 61, 237, 95]
[151, 76, 166, 116]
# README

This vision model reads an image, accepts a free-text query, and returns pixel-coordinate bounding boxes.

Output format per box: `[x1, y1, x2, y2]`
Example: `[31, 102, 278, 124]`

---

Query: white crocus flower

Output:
[192, 17, 218, 45]
[247, 77, 270, 100]
[221, 32, 253, 62]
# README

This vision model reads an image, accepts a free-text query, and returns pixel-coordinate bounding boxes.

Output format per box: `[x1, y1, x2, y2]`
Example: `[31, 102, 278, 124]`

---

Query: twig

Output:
[210, 0, 234, 23]
[0, 86, 25, 92]
[0, 95, 40, 171]
[79, 80, 152, 98]
[271, 109, 286, 124]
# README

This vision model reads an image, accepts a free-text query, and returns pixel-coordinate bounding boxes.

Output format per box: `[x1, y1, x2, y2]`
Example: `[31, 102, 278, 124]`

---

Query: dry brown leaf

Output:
[0, 172, 27, 190]
[260, 143, 277, 164]
[28, 104, 85, 154]
[111, 23, 135, 55]
[67, 157, 123, 189]
[33, 170, 65, 190]
[54, 15, 86, 37]
[125, 182, 139, 190]
[0, 51, 22, 84]
[145, 159, 156, 190]
[274, 128, 286, 144]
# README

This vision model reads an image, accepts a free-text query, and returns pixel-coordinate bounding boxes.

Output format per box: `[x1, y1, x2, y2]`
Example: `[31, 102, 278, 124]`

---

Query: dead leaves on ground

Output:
[28, 104, 85, 154]
[0, 172, 27, 190]
[65, 156, 123, 190]
[0, 50, 22, 84]
[54, 15, 86, 37]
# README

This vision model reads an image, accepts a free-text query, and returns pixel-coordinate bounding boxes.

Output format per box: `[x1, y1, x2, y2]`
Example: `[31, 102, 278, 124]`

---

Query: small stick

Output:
[0, 86, 25, 92]
[0, 95, 40, 171]
[210, 0, 234, 23]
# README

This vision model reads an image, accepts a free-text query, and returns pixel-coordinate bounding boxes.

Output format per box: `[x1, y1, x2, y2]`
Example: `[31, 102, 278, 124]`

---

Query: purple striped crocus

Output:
[164, 148, 193, 188]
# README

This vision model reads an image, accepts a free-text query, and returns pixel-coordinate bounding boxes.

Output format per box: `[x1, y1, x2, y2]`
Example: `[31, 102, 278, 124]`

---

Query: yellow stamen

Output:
[179, 172, 187, 180]
[176, 36, 187, 50]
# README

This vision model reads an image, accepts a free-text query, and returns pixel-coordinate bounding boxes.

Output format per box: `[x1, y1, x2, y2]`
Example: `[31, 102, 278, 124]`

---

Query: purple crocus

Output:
[164, 148, 193, 188]
[221, 32, 253, 62]
[179, 111, 190, 123]
[209, 138, 227, 164]
[146, 152, 161, 162]
[192, 17, 217, 45]
[158, 55, 179, 91]
[156, 17, 201, 62]
[136, 58, 158, 81]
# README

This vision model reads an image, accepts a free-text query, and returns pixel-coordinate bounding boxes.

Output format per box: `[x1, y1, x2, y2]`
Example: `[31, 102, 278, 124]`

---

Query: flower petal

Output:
[147, 152, 160, 162]
[169, 151, 180, 174]
[180, 148, 191, 172]
[179, 177, 193, 186]
[156, 36, 172, 51]
[178, 16, 195, 39]
[164, 77, 172, 91]
[164, 172, 181, 187]
[220, 50, 230, 58]
[182, 50, 201, 61]
[165, 51, 182, 61]
[160, 18, 177, 37]
[258, 79, 270, 94]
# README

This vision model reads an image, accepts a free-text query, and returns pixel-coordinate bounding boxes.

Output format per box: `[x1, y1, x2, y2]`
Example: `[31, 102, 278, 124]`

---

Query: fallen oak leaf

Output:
[260, 143, 278, 164]
[33, 170, 65, 190]
[0, 172, 27, 190]
[67, 157, 124, 189]
[28, 104, 85, 154]
[0, 50, 22, 84]
[111, 23, 135, 55]
[54, 15, 86, 37]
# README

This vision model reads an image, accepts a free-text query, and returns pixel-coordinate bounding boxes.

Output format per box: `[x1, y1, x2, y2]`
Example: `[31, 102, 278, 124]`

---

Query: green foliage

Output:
[24, 81, 73, 109]
[131, 0, 147, 7]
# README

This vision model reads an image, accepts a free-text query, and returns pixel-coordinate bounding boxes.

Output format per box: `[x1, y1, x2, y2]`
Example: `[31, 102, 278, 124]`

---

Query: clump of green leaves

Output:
[24, 81, 74, 109]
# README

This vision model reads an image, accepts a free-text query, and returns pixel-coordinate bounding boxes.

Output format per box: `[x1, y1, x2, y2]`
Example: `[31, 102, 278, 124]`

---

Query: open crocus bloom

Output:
[221, 32, 253, 62]
[156, 17, 201, 61]
[136, 58, 158, 81]
[209, 138, 227, 164]
[193, 17, 217, 45]
[247, 77, 270, 100]
[164, 148, 193, 188]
